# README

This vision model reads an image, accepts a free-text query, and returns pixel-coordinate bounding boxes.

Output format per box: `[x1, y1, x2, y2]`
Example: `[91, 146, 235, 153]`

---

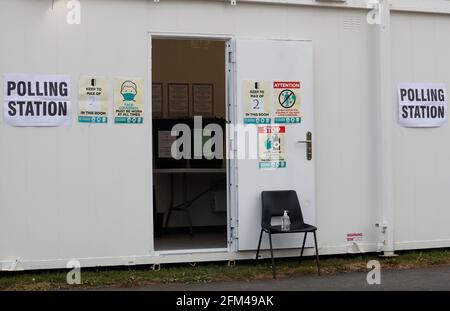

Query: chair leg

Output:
[313, 231, 321, 276]
[269, 232, 276, 279]
[299, 232, 307, 263]
[255, 229, 263, 263]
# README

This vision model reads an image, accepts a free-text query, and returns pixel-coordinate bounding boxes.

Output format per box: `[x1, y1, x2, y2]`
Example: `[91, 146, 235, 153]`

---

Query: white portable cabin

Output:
[1, 0, 450, 271]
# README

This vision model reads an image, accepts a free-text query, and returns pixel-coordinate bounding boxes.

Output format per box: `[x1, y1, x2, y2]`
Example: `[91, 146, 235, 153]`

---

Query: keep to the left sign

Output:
[3, 74, 71, 126]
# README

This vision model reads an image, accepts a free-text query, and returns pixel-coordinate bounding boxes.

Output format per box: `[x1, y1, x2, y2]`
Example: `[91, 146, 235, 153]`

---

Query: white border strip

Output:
[213, 0, 450, 15]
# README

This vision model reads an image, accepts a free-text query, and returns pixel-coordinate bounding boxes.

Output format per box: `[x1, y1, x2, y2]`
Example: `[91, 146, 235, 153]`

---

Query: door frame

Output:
[148, 32, 238, 254]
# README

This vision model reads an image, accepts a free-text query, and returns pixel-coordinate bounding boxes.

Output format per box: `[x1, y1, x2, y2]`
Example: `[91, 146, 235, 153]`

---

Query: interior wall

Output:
[152, 39, 226, 118]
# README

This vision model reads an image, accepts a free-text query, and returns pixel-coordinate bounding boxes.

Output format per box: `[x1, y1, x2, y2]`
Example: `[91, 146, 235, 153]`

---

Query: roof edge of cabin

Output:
[211, 0, 450, 15]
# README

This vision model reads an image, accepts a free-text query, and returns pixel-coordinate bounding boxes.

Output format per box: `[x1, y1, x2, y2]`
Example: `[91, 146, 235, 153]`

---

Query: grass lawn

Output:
[1, 248, 450, 290]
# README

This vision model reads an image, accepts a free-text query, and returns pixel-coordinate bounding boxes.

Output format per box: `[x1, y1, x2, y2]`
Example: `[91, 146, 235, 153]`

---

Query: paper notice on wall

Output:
[273, 81, 301, 124]
[78, 76, 108, 124]
[243, 81, 271, 124]
[258, 125, 286, 169]
[158, 131, 177, 158]
[398, 83, 448, 127]
[193, 84, 213, 116]
[346, 232, 363, 242]
[152, 83, 163, 118]
[168, 84, 189, 117]
[114, 77, 144, 124]
[3, 74, 71, 126]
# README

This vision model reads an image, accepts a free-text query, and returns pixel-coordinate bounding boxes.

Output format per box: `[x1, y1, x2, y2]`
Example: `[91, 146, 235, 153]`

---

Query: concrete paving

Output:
[102, 265, 450, 291]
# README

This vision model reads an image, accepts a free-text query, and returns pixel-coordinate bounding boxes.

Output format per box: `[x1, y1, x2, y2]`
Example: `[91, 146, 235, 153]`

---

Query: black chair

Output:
[256, 190, 320, 278]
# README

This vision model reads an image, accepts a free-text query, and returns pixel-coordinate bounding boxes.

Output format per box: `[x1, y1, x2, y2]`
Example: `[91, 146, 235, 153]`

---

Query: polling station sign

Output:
[3, 74, 71, 126]
[398, 83, 447, 128]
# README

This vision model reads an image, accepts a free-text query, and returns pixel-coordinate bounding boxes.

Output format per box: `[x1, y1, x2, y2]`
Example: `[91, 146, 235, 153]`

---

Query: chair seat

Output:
[264, 223, 317, 234]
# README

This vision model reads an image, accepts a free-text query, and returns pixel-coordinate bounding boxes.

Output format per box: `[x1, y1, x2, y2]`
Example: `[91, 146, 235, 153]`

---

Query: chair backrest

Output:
[261, 190, 304, 227]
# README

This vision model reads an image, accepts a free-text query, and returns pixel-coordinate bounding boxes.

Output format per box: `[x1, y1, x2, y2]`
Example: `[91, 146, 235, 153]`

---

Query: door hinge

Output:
[229, 137, 236, 152]
[228, 50, 236, 63]
[229, 220, 239, 241]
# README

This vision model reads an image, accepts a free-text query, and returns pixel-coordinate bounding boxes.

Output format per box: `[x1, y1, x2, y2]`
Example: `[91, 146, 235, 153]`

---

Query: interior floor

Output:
[155, 231, 227, 251]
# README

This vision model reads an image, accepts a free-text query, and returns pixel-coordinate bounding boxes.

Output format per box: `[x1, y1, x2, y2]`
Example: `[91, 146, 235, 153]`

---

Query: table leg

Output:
[164, 173, 174, 232]
[183, 173, 193, 236]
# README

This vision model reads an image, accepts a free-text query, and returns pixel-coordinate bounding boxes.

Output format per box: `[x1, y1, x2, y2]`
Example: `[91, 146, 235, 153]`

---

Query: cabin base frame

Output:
[4, 240, 450, 272]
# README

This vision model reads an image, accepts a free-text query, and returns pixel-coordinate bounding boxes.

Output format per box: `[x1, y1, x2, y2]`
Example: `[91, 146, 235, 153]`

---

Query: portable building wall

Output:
[0, 0, 449, 271]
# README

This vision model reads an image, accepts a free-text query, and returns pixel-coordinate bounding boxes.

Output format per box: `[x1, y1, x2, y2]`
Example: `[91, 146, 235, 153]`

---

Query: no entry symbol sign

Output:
[278, 89, 296, 108]
[273, 81, 301, 124]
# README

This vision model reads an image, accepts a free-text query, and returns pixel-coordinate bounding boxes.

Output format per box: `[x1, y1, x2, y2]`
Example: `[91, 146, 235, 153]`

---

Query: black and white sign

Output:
[3, 74, 71, 126]
[398, 83, 447, 128]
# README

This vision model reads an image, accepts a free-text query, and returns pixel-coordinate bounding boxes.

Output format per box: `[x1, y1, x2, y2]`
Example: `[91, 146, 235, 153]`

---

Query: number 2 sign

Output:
[243, 80, 271, 124]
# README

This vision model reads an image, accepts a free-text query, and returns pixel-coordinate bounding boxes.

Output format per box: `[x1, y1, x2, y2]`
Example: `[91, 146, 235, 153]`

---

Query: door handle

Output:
[297, 131, 312, 161]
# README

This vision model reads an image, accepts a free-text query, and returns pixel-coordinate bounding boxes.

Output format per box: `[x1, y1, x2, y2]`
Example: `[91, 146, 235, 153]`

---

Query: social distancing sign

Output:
[242, 80, 302, 125]
[114, 77, 144, 124]
[78, 76, 108, 124]
[398, 83, 447, 127]
[273, 81, 301, 124]
[258, 125, 286, 169]
[243, 81, 271, 124]
[3, 74, 71, 126]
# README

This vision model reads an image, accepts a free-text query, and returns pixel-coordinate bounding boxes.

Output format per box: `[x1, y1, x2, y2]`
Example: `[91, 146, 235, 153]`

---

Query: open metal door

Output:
[234, 39, 315, 251]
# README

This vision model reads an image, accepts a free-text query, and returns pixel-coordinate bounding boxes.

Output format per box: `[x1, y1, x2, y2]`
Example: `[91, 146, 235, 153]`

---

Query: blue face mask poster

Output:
[114, 77, 144, 124]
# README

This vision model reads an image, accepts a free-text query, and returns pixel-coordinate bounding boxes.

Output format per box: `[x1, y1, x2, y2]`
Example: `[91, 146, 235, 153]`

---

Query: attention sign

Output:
[273, 81, 301, 124]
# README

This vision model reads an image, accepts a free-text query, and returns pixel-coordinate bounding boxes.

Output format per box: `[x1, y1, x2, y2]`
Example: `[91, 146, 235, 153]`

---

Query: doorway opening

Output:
[152, 38, 228, 251]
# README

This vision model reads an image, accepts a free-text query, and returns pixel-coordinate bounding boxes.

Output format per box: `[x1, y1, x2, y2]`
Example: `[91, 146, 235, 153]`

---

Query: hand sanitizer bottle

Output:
[281, 210, 291, 231]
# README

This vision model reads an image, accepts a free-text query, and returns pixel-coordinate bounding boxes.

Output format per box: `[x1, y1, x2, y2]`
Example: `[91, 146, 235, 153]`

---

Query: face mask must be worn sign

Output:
[398, 83, 448, 128]
[114, 77, 144, 124]
[3, 74, 71, 126]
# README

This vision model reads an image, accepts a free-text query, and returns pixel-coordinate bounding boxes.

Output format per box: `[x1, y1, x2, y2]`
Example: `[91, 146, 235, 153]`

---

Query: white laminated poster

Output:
[3, 74, 71, 126]
[152, 83, 163, 118]
[114, 77, 144, 124]
[168, 83, 189, 117]
[78, 76, 109, 124]
[158, 131, 177, 158]
[398, 83, 447, 127]
[243, 80, 271, 124]
[258, 125, 286, 169]
[193, 84, 213, 116]
[273, 81, 301, 124]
